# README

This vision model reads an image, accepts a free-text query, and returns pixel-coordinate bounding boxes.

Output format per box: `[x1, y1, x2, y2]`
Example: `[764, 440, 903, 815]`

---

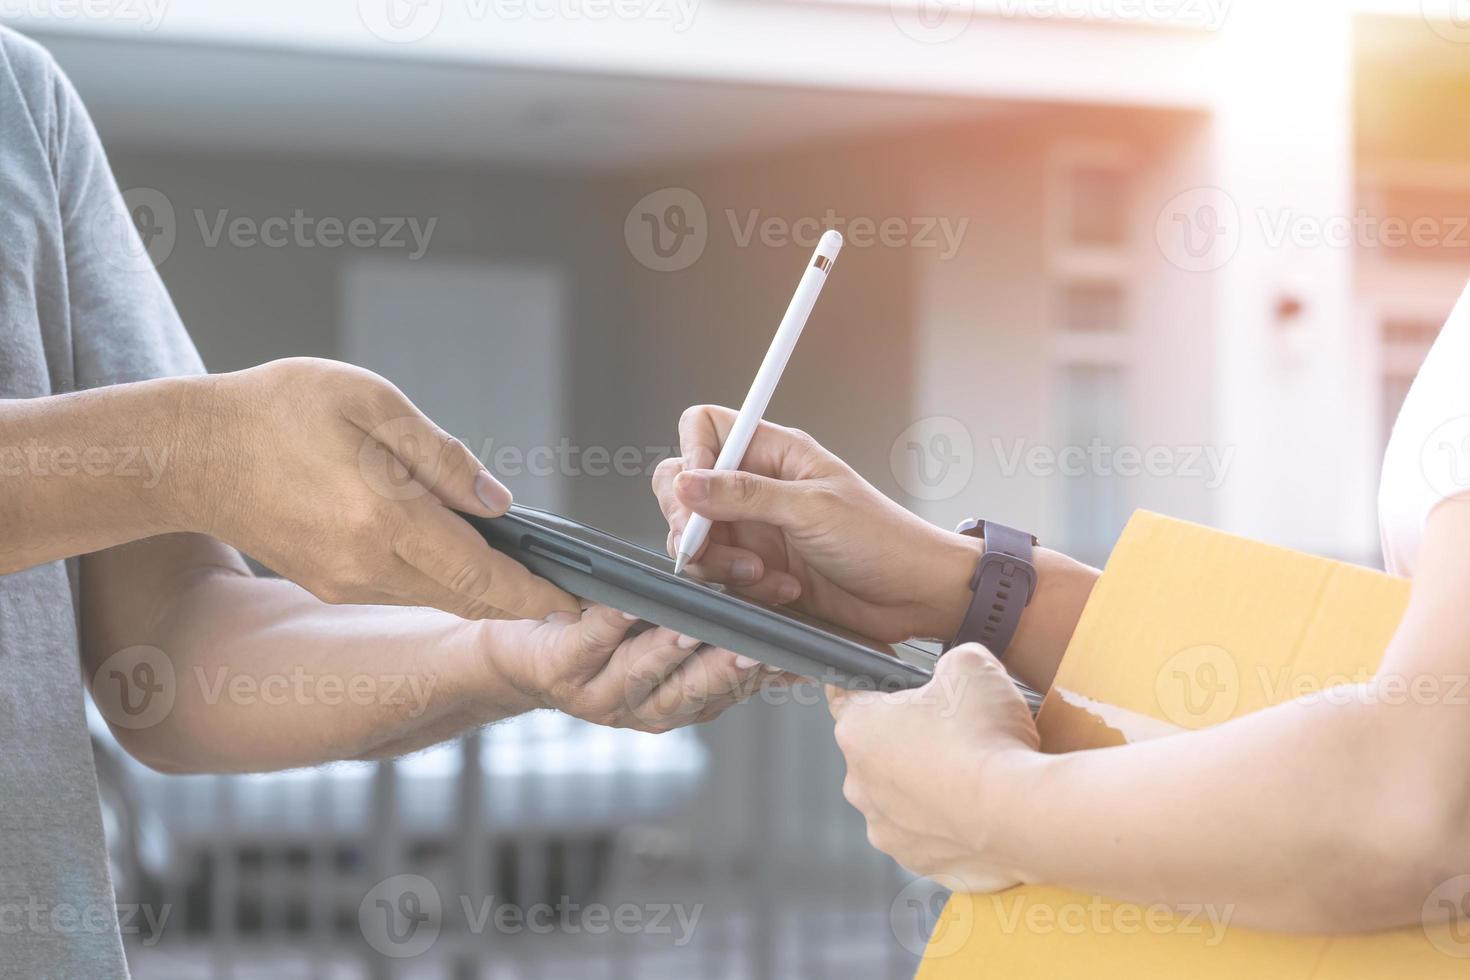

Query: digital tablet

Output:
[466, 505, 1043, 709]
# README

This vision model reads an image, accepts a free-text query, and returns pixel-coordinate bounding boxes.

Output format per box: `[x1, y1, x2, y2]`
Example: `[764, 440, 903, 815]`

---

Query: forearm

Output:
[83, 540, 536, 773]
[0, 377, 203, 572]
[988, 693, 1467, 932]
[929, 533, 1099, 692]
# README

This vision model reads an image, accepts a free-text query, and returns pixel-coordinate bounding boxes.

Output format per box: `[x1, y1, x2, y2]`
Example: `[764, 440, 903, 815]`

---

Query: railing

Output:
[105, 688, 936, 979]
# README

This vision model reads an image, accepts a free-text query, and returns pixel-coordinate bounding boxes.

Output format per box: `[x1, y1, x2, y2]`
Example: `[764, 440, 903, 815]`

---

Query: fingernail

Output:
[731, 557, 759, 583]
[734, 654, 760, 670]
[621, 612, 640, 622]
[676, 633, 702, 650]
[679, 471, 710, 502]
[777, 581, 801, 603]
[475, 471, 513, 513]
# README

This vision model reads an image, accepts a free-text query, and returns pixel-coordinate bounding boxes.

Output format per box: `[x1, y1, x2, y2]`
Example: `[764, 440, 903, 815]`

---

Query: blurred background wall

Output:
[6, 1, 1470, 977]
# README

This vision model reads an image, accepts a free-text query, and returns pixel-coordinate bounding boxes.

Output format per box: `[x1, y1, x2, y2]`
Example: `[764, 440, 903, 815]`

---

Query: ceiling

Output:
[34, 31, 1021, 174]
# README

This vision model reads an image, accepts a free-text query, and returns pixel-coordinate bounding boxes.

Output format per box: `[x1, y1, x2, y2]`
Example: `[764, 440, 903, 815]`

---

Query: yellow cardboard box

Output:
[918, 511, 1466, 978]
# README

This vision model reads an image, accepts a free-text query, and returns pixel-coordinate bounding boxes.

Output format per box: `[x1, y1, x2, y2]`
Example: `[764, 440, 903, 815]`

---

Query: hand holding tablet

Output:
[675, 230, 844, 573]
[467, 505, 1043, 710]
[470, 232, 1041, 707]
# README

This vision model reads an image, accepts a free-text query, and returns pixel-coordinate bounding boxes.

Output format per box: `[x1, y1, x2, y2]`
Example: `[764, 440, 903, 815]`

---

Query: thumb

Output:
[360, 392, 513, 519]
[563, 606, 638, 680]
[932, 643, 1005, 697]
[934, 643, 1030, 714]
[673, 468, 816, 528]
[936, 643, 1004, 677]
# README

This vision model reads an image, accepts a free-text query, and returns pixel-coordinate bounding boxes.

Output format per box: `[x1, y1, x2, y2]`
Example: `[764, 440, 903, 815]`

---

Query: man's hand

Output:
[487, 605, 771, 733]
[826, 645, 1039, 893]
[652, 405, 982, 643]
[83, 535, 772, 772]
[181, 358, 577, 621]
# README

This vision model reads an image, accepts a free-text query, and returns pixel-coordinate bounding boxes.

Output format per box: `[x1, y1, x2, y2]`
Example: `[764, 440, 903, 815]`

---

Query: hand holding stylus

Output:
[674, 230, 843, 574]
[656, 405, 987, 645]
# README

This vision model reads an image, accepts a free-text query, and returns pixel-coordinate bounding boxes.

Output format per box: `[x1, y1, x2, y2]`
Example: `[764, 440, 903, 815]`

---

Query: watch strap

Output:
[950, 521, 1037, 659]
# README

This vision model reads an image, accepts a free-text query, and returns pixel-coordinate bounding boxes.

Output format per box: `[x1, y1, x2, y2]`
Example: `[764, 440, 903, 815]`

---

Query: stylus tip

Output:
[674, 553, 690, 576]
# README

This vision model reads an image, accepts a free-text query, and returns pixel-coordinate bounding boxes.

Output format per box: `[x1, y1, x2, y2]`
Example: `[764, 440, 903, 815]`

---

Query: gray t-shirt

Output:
[0, 27, 203, 978]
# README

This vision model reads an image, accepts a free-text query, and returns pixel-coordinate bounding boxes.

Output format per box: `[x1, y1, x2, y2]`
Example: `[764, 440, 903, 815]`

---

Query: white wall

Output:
[1204, 3, 1373, 557]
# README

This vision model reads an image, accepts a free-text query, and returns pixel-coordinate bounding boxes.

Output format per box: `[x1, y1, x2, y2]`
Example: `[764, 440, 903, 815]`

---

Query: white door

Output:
[340, 255, 569, 512]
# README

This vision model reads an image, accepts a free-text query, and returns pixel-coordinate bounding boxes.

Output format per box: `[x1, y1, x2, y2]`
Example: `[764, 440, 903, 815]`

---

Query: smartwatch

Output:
[949, 519, 1038, 660]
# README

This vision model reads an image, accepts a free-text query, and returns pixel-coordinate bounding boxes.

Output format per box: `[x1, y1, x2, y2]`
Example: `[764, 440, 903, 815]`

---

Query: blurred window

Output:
[1375, 187, 1470, 264]
[1059, 280, 1126, 333]
[1066, 166, 1130, 248]
[1059, 364, 1131, 565]
[1048, 146, 1135, 562]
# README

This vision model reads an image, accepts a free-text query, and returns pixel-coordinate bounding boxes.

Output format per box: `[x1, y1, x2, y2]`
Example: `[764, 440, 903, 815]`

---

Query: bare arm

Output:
[664, 403, 1469, 931]
[80, 532, 523, 771]
[830, 501, 1470, 934]
[2, 358, 577, 620]
[0, 377, 196, 573]
[993, 499, 1470, 931]
[82, 533, 767, 773]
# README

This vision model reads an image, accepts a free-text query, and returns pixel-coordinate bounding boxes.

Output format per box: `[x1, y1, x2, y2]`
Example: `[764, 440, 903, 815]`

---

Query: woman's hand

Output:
[826, 645, 1042, 892]
[651, 405, 983, 643]
[486, 605, 771, 732]
[180, 357, 578, 621]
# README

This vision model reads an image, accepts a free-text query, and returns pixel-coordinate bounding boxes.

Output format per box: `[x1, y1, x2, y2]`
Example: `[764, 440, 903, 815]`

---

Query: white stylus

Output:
[675, 229, 843, 575]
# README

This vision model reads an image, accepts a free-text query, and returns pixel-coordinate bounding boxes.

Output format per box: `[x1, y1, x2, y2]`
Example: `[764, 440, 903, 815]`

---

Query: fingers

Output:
[352, 379, 512, 519]
[680, 542, 803, 604]
[530, 615, 770, 732]
[936, 643, 1006, 679]
[673, 468, 823, 530]
[393, 498, 580, 619]
[608, 627, 704, 707]
[632, 645, 759, 730]
[692, 667, 766, 724]
[677, 404, 823, 481]
[560, 605, 640, 681]
[677, 405, 728, 473]
[678, 540, 764, 585]
[652, 456, 692, 547]
[827, 681, 899, 720]
[826, 683, 851, 719]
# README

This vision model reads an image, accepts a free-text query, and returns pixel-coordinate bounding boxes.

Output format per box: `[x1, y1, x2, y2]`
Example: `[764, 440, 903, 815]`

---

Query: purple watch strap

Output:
[950, 521, 1037, 659]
